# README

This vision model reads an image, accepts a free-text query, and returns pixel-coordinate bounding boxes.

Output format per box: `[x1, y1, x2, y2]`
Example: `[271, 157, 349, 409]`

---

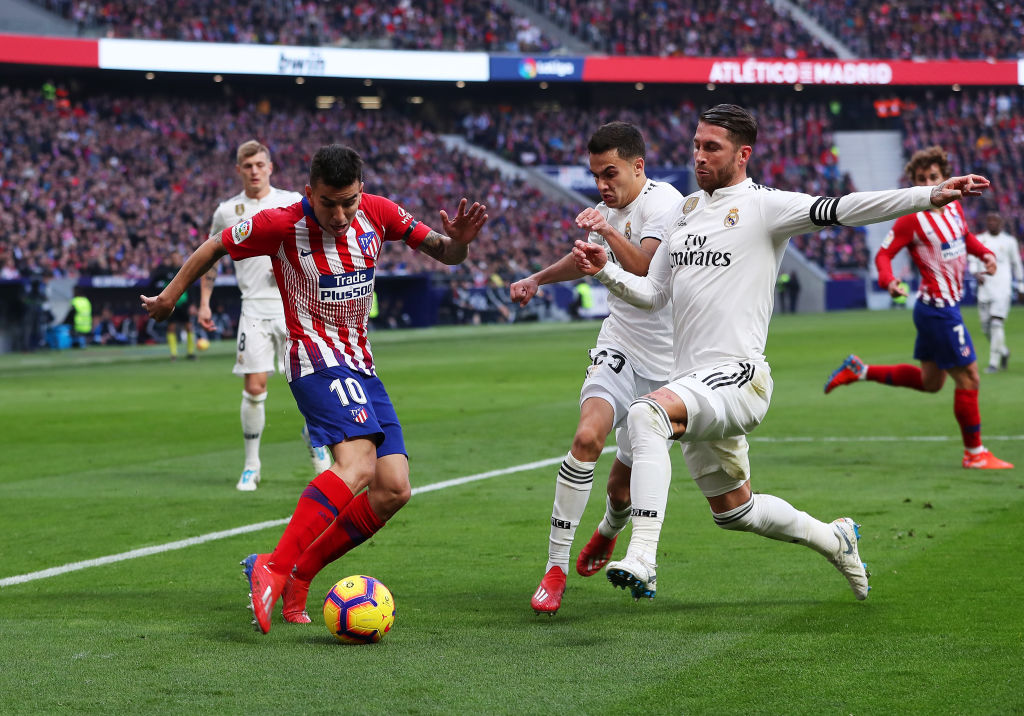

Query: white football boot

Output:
[302, 425, 333, 474]
[606, 553, 657, 600]
[236, 467, 260, 492]
[828, 517, 870, 600]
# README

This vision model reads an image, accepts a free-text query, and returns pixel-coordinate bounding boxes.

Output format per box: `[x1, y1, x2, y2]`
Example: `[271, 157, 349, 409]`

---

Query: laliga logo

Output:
[518, 57, 577, 79]
[518, 58, 538, 79]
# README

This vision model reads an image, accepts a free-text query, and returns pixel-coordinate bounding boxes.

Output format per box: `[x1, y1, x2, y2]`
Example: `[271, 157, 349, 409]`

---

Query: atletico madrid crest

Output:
[351, 408, 369, 424]
[357, 231, 381, 259]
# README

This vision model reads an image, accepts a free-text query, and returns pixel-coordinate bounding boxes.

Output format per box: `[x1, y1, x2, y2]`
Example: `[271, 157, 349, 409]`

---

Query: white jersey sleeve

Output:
[593, 248, 670, 312]
[762, 185, 934, 242]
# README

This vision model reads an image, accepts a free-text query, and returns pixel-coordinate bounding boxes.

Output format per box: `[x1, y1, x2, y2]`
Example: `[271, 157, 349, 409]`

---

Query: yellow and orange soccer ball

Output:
[323, 575, 395, 644]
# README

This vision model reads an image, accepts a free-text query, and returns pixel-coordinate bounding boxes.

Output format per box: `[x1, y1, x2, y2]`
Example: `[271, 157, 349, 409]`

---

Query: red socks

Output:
[953, 388, 982, 449]
[293, 492, 387, 582]
[865, 364, 925, 391]
[269, 470, 354, 575]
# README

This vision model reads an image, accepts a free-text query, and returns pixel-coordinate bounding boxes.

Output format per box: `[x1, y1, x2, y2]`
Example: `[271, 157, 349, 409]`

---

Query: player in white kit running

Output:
[573, 104, 993, 602]
[199, 140, 332, 492]
[970, 212, 1024, 372]
[511, 122, 682, 615]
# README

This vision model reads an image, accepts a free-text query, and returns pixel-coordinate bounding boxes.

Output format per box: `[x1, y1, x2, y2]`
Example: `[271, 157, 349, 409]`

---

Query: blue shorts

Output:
[289, 365, 406, 458]
[913, 301, 976, 370]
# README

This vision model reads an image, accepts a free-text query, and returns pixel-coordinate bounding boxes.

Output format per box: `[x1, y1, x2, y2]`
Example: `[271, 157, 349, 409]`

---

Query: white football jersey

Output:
[969, 231, 1024, 302]
[209, 186, 303, 319]
[591, 179, 683, 380]
[595, 178, 933, 378]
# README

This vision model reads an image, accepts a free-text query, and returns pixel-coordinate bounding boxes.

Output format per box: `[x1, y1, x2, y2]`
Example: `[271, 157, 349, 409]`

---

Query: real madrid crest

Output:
[235, 203, 245, 216]
[724, 207, 739, 227]
[624, 221, 631, 241]
[682, 197, 699, 215]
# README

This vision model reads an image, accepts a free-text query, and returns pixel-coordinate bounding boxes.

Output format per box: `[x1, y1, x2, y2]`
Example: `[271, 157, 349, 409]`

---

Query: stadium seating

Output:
[794, 0, 1024, 60]
[26, 0, 557, 52]
[0, 83, 578, 284]
[529, 0, 835, 58]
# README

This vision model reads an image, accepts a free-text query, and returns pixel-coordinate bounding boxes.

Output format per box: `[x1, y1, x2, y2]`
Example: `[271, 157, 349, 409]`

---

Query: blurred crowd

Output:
[30, 0, 556, 52]
[529, 0, 835, 58]
[796, 1, 1024, 60]
[463, 97, 868, 271]
[4, 81, 1023, 300]
[27, 0, 1024, 60]
[0, 83, 579, 287]
[897, 88, 1024, 240]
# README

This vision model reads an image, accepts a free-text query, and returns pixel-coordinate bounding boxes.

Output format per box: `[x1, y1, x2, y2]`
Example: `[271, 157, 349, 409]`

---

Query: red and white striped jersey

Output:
[876, 201, 992, 307]
[220, 192, 431, 380]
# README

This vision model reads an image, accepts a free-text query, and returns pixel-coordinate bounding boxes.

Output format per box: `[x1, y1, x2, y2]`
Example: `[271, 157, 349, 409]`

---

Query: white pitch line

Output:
[752, 434, 1024, 443]
[0, 447, 616, 588]
[4, 433, 1022, 588]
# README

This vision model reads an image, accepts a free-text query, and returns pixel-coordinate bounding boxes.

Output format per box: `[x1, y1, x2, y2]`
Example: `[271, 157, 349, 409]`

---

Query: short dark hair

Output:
[309, 144, 363, 188]
[699, 104, 758, 147]
[904, 145, 950, 182]
[587, 121, 646, 160]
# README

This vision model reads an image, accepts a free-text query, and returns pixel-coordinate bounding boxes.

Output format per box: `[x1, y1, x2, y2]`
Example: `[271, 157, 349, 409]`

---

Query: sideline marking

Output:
[3, 434, 1021, 587]
[0, 448, 615, 588]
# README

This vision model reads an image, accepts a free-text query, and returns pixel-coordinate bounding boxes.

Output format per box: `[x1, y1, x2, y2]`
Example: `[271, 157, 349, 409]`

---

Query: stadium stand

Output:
[529, 0, 836, 58]
[462, 96, 868, 271]
[795, 0, 1024, 60]
[25, 0, 558, 51]
[0, 82, 578, 285]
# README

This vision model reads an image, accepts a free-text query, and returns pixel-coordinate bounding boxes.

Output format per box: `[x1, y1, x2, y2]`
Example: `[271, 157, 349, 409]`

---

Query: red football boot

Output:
[282, 573, 312, 624]
[530, 566, 567, 616]
[824, 354, 865, 394]
[962, 450, 1014, 469]
[576, 529, 617, 577]
[245, 553, 287, 634]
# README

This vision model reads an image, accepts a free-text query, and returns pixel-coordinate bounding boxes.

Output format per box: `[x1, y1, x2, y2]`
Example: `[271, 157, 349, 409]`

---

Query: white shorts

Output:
[232, 309, 288, 377]
[664, 361, 773, 498]
[978, 296, 1011, 324]
[579, 345, 666, 464]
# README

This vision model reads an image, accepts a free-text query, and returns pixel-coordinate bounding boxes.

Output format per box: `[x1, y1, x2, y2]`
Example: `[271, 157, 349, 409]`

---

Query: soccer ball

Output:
[196, 337, 210, 351]
[323, 575, 395, 644]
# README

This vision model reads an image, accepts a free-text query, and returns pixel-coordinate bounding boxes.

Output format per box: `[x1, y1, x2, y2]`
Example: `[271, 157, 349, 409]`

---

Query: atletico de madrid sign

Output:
[0, 33, 1021, 86]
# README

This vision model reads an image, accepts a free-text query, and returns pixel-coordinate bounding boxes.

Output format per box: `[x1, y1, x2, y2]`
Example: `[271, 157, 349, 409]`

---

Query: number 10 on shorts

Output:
[330, 377, 368, 406]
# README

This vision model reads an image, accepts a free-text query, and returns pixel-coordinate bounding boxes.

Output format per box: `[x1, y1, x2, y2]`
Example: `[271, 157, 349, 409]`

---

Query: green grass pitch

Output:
[0, 309, 1021, 714]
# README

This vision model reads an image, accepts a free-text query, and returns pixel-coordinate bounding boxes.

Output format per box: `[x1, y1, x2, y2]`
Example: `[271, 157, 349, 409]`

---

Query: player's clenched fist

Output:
[572, 240, 607, 275]
[510, 277, 539, 306]
[140, 293, 175, 321]
[576, 207, 611, 235]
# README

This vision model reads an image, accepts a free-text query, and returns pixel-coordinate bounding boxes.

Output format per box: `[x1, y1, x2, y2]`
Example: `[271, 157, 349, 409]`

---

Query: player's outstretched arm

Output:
[930, 174, 990, 207]
[141, 237, 229, 321]
[510, 254, 583, 306]
[417, 199, 488, 266]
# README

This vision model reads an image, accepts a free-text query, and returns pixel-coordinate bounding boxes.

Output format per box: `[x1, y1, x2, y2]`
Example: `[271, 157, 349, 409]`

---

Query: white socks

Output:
[624, 399, 674, 564]
[712, 493, 837, 557]
[989, 317, 1007, 368]
[597, 494, 632, 539]
[546, 452, 596, 573]
[241, 390, 267, 469]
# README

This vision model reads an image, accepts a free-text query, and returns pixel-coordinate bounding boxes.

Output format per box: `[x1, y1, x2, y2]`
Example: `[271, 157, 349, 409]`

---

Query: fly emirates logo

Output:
[670, 234, 733, 268]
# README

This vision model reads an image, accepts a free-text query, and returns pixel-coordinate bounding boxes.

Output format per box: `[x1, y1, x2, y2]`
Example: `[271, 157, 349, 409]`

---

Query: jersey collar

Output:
[704, 177, 752, 202]
[301, 196, 323, 229]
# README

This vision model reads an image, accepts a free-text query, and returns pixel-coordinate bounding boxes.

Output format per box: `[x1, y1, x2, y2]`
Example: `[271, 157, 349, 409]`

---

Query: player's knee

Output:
[571, 425, 606, 461]
[242, 389, 268, 405]
[711, 494, 757, 532]
[626, 398, 673, 442]
[370, 473, 411, 517]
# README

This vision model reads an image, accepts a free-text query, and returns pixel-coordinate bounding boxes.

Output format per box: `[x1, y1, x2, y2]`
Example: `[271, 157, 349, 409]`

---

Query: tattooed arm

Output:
[416, 199, 488, 266]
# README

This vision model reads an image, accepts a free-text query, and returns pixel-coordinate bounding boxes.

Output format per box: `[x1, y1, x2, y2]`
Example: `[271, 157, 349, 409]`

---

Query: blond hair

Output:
[236, 140, 271, 165]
